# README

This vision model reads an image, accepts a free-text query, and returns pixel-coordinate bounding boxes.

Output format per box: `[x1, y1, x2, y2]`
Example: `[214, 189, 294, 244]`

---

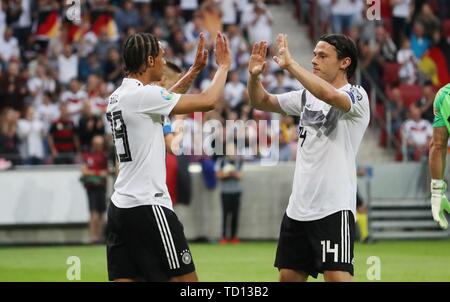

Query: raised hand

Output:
[191, 32, 209, 73]
[273, 34, 293, 69]
[215, 32, 232, 70]
[248, 41, 268, 76]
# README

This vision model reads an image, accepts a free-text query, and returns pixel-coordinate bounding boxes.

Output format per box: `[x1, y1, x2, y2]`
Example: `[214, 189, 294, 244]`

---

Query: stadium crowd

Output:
[0, 0, 302, 170]
[305, 0, 450, 161]
[1, 0, 450, 171]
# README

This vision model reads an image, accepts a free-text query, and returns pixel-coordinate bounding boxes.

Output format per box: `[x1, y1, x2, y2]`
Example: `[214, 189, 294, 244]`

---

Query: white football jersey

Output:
[277, 84, 370, 221]
[106, 78, 181, 210]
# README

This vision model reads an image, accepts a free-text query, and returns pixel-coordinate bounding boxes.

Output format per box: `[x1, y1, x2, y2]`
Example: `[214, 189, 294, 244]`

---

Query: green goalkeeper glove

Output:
[430, 179, 450, 229]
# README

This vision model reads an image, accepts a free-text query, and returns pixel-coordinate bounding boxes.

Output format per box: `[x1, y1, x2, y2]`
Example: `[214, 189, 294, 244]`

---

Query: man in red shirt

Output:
[48, 103, 80, 164]
[81, 135, 108, 244]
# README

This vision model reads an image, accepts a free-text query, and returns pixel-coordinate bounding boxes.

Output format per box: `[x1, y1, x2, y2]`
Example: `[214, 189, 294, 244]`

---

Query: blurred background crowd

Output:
[0, 0, 450, 170]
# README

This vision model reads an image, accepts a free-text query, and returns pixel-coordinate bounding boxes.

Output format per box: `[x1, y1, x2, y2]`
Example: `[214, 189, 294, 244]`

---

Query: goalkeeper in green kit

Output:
[429, 83, 450, 229]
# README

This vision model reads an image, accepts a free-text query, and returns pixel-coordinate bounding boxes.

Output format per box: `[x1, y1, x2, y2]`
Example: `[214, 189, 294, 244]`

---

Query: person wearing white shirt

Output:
[27, 63, 57, 107]
[17, 106, 45, 165]
[61, 79, 88, 126]
[0, 27, 20, 62]
[247, 1, 273, 45]
[224, 71, 246, 111]
[106, 32, 231, 282]
[220, 0, 239, 27]
[57, 44, 79, 86]
[248, 34, 369, 282]
[35, 91, 60, 135]
[403, 105, 433, 161]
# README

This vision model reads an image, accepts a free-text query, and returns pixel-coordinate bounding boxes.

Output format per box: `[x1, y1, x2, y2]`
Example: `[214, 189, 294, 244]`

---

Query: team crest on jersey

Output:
[160, 89, 175, 101]
[181, 250, 192, 265]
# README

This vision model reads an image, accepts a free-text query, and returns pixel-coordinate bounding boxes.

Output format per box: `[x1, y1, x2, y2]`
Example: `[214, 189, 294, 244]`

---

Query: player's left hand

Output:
[431, 180, 450, 229]
[273, 33, 294, 69]
[191, 32, 209, 73]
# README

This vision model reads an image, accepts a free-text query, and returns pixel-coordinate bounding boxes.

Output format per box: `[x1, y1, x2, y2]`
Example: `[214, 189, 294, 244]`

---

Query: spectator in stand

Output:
[80, 135, 108, 244]
[414, 3, 440, 39]
[27, 63, 56, 107]
[78, 101, 105, 152]
[35, 91, 59, 135]
[220, 0, 239, 30]
[247, 0, 273, 45]
[330, 0, 358, 35]
[374, 24, 397, 63]
[94, 28, 118, 65]
[391, 0, 413, 48]
[410, 21, 430, 60]
[57, 44, 79, 87]
[224, 70, 247, 114]
[79, 52, 104, 82]
[114, 0, 141, 34]
[397, 37, 418, 84]
[17, 105, 45, 165]
[48, 102, 80, 164]
[390, 86, 408, 137]
[0, 60, 27, 112]
[0, 27, 20, 64]
[402, 104, 432, 161]
[103, 47, 123, 86]
[61, 78, 88, 127]
[0, 107, 20, 165]
[415, 82, 436, 123]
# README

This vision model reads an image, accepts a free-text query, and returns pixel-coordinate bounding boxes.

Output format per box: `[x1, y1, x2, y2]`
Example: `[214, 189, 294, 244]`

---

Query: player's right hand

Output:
[248, 41, 268, 76]
[214, 32, 231, 70]
[430, 179, 450, 229]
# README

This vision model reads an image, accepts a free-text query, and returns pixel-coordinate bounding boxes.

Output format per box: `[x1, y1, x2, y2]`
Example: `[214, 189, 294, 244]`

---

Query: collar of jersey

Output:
[123, 78, 144, 87]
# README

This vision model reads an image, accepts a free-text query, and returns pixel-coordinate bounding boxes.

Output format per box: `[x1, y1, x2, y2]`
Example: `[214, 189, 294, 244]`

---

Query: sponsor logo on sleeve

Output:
[160, 89, 175, 101]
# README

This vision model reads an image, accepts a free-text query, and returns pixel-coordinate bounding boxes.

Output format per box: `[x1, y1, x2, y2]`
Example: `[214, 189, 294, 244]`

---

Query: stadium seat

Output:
[383, 62, 401, 87]
[443, 19, 450, 39]
[398, 84, 422, 107]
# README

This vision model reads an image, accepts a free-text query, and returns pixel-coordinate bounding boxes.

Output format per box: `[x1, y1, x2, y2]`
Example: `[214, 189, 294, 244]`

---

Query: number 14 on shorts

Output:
[320, 240, 339, 263]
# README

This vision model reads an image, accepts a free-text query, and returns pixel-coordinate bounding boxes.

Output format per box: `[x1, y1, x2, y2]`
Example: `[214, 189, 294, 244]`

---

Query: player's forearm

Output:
[247, 74, 270, 110]
[285, 61, 340, 106]
[429, 143, 447, 179]
[169, 68, 200, 94]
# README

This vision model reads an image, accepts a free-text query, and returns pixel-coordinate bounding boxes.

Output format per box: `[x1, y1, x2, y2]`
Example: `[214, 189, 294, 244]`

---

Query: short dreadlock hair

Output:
[123, 33, 160, 75]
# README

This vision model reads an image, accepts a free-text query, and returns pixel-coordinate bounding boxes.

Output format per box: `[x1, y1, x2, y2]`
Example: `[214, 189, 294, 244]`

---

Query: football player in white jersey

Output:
[106, 32, 231, 282]
[247, 34, 370, 282]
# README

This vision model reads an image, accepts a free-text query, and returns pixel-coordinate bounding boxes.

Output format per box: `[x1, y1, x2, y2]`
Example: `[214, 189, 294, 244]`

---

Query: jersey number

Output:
[299, 126, 307, 147]
[321, 240, 339, 263]
[107, 111, 132, 162]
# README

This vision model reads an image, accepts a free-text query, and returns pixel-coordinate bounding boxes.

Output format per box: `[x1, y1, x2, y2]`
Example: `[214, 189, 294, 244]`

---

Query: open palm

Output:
[273, 34, 293, 69]
[248, 41, 268, 76]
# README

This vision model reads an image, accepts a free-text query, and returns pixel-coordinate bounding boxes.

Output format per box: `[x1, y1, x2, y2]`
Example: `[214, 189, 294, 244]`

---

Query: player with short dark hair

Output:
[247, 33, 369, 282]
[106, 32, 231, 282]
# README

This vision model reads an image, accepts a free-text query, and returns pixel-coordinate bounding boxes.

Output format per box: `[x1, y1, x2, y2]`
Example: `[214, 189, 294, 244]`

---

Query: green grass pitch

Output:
[0, 240, 449, 282]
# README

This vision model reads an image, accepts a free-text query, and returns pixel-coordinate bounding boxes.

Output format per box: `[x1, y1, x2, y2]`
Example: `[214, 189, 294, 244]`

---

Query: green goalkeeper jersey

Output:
[433, 84, 450, 133]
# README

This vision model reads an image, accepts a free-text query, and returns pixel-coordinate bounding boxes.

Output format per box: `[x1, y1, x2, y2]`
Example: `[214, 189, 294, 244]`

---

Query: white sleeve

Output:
[276, 89, 304, 116]
[138, 85, 181, 116]
[343, 86, 370, 121]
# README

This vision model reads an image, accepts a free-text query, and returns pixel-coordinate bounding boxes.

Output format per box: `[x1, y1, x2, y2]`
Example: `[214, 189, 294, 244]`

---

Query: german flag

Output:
[35, 9, 60, 39]
[419, 46, 450, 89]
[90, 8, 119, 41]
